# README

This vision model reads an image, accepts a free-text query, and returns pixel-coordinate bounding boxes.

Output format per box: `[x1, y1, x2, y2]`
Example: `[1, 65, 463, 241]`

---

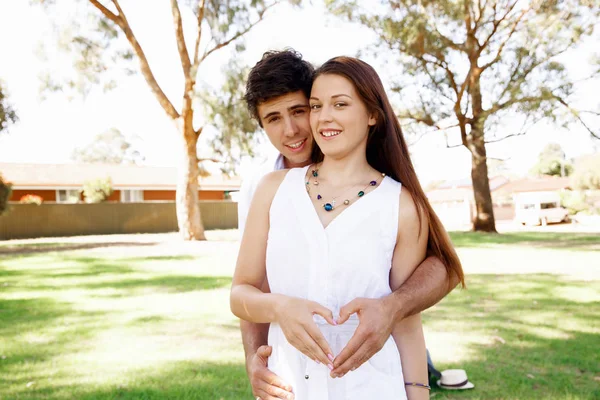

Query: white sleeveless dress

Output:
[266, 166, 407, 400]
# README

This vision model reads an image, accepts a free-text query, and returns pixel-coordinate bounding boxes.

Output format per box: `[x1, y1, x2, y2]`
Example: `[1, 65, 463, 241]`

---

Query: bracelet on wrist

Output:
[404, 381, 431, 390]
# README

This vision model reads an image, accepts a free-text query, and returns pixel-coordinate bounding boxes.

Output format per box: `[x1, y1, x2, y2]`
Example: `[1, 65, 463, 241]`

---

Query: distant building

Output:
[0, 163, 241, 203]
[425, 176, 571, 227]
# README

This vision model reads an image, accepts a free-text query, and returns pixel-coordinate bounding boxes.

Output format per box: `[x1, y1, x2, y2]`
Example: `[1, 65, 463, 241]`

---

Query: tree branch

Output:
[458, 118, 469, 146]
[473, 0, 489, 30]
[579, 110, 600, 116]
[420, 55, 460, 97]
[478, 0, 521, 57]
[417, 59, 457, 102]
[200, 1, 279, 62]
[89, 0, 180, 119]
[480, 5, 529, 71]
[170, 0, 191, 77]
[432, 24, 466, 52]
[89, 0, 120, 24]
[198, 157, 222, 163]
[484, 131, 526, 143]
[405, 122, 461, 146]
[192, 0, 207, 68]
[445, 132, 464, 149]
[554, 96, 600, 140]
[465, 0, 475, 34]
[495, 45, 572, 105]
[398, 110, 437, 128]
[487, 95, 542, 116]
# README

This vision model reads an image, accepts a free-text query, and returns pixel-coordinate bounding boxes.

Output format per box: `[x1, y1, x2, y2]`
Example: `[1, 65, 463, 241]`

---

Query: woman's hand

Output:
[276, 296, 337, 368]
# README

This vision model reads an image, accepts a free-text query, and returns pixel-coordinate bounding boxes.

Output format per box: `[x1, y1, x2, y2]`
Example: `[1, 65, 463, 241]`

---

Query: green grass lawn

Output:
[0, 231, 598, 399]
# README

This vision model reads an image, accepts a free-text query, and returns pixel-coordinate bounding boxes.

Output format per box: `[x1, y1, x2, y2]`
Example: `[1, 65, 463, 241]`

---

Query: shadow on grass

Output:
[82, 275, 232, 293]
[430, 331, 600, 400]
[0, 241, 160, 256]
[449, 231, 600, 251]
[0, 255, 199, 283]
[0, 297, 110, 376]
[2, 274, 598, 399]
[0, 256, 137, 287]
[130, 255, 197, 262]
[130, 315, 168, 324]
[424, 275, 600, 342]
[0, 297, 71, 338]
[425, 274, 599, 399]
[8, 361, 251, 400]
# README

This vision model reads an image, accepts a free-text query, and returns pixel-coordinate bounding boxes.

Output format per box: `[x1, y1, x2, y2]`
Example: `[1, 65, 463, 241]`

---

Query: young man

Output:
[239, 49, 458, 400]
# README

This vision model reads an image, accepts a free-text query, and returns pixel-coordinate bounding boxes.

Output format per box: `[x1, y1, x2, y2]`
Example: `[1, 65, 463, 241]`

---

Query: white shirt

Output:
[237, 154, 286, 236]
[265, 166, 406, 399]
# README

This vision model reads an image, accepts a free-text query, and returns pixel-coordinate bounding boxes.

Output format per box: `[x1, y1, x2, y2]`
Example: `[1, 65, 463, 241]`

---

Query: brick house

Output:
[0, 163, 241, 203]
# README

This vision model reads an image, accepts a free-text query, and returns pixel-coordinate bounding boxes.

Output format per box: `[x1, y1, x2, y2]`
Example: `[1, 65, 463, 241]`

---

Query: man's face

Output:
[257, 91, 313, 168]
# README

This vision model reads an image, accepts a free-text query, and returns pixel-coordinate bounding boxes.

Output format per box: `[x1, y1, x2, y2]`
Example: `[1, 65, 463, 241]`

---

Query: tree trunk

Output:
[175, 119, 206, 240]
[468, 131, 497, 233]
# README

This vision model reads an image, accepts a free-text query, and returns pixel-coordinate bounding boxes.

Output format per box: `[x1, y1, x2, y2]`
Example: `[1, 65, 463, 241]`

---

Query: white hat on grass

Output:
[437, 369, 475, 390]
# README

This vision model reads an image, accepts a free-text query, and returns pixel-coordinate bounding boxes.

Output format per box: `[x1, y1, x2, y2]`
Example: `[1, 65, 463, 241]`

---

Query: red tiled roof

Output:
[426, 176, 571, 203]
[493, 177, 571, 195]
[0, 163, 241, 191]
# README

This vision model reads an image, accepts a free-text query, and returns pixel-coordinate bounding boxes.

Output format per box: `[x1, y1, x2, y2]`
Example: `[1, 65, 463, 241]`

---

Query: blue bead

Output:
[324, 203, 333, 212]
[312, 170, 318, 177]
[358, 191, 365, 197]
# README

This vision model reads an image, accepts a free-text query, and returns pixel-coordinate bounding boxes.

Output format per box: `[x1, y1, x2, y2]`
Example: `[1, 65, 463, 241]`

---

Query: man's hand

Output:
[248, 345, 294, 400]
[331, 297, 395, 378]
[276, 296, 337, 368]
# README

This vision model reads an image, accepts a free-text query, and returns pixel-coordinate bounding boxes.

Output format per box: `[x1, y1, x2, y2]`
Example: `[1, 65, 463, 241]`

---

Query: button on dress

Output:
[265, 166, 407, 400]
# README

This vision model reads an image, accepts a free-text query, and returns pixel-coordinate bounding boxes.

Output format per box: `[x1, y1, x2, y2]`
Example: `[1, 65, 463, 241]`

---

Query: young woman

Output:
[231, 56, 464, 400]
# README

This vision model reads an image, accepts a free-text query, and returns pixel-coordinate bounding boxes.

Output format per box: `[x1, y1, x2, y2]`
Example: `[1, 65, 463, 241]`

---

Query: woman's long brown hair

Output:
[311, 56, 465, 288]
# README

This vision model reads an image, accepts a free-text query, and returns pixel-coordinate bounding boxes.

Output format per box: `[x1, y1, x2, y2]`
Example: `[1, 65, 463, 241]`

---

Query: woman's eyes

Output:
[309, 103, 347, 110]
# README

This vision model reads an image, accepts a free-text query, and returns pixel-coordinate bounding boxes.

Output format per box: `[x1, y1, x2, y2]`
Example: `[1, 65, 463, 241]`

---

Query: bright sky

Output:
[0, 1, 598, 185]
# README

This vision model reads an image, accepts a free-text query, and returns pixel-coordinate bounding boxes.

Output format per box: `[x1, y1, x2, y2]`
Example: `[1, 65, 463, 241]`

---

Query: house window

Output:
[120, 190, 144, 203]
[540, 202, 558, 210]
[56, 189, 80, 203]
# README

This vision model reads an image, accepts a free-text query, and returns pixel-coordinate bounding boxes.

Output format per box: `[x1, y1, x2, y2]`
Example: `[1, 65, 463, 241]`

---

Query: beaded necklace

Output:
[306, 165, 386, 212]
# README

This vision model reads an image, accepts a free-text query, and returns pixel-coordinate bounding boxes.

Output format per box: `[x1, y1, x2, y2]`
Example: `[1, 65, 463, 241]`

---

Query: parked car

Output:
[514, 196, 570, 226]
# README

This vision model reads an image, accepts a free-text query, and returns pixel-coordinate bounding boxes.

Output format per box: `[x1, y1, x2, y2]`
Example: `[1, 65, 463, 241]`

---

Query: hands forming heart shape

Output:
[276, 296, 395, 378]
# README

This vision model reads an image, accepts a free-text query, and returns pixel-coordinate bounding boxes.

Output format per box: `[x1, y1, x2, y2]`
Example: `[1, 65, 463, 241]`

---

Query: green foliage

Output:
[198, 60, 260, 175]
[326, 0, 599, 136]
[560, 190, 592, 215]
[326, 0, 599, 230]
[35, 1, 279, 173]
[19, 194, 43, 205]
[72, 128, 144, 165]
[0, 80, 18, 133]
[82, 177, 113, 203]
[0, 173, 12, 216]
[34, 1, 136, 97]
[35, 0, 277, 98]
[530, 143, 573, 177]
[571, 153, 600, 190]
[203, 0, 272, 43]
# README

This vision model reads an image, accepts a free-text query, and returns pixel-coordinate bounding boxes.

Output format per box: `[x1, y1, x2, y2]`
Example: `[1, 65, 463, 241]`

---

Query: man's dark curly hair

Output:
[244, 49, 314, 127]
